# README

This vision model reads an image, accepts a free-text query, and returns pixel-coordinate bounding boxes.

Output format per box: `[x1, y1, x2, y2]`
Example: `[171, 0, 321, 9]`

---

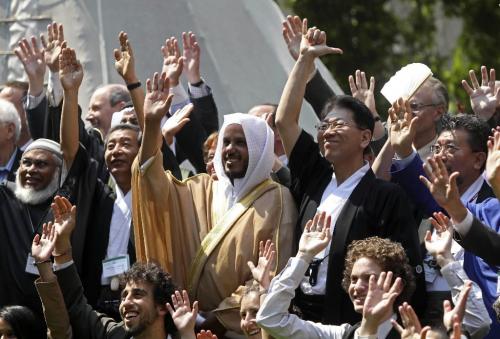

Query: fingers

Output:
[247, 261, 256, 271]
[369, 76, 375, 92]
[32, 233, 41, 246]
[469, 69, 480, 89]
[348, 75, 357, 95]
[480, 65, 488, 87]
[391, 319, 404, 334]
[301, 18, 308, 35]
[461, 79, 473, 96]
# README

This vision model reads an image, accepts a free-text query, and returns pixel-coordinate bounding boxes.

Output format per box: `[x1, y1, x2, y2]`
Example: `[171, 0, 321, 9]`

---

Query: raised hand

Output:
[461, 66, 500, 120]
[144, 72, 172, 122]
[51, 196, 76, 254]
[425, 212, 453, 267]
[40, 22, 65, 73]
[166, 290, 198, 336]
[31, 222, 57, 263]
[59, 47, 83, 92]
[349, 70, 377, 116]
[299, 19, 343, 60]
[197, 330, 218, 339]
[247, 239, 276, 290]
[486, 129, 500, 197]
[161, 103, 193, 143]
[297, 211, 332, 262]
[182, 31, 201, 84]
[113, 31, 137, 84]
[161, 37, 183, 87]
[392, 302, 430, 339]
[359, 272, 402, 335]
[419, 156, 460, 209]
[389, 97, 418, 158]
[14, 37, 46, 95]
[282, 15, 302, 61]
[443, 281, 471, 332]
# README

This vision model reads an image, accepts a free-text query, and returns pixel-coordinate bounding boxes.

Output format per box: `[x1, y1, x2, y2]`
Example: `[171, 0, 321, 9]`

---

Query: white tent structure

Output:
[1, 0, 343, 132]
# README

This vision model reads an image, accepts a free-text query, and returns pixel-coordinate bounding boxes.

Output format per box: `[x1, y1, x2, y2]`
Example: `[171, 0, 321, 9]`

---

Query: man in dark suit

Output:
[274, 21, 424, 326]
[0, 98, 23, 184]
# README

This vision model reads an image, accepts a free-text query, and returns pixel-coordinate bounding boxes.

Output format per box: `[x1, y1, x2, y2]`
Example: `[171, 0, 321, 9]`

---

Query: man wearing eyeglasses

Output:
[406, 77, 449, 160]
[274, 20, 424, 326]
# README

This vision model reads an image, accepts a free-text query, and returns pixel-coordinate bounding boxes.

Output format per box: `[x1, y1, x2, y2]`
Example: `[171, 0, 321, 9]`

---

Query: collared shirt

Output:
[300, 163, 370, 295]
[0, 148, 19, 183]
[417, 135, 438, 161]
[257, 256, 393, 339]
[101, 181, 132, 284]
[440, 261, 492, 338]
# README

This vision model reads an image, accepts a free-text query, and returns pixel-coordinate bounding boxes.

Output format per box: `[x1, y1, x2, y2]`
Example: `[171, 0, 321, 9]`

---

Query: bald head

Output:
[86, 84, 130, 137]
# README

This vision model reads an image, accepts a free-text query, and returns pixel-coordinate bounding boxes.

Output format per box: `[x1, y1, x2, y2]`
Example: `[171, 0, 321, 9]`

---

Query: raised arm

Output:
[349, 70, 385, 140]
[486, 128, 500, 198]
[461, 66, 500, 123]
[59, 47, 83, 168]
[140, 72, 173, 163]
[114, 31, 145, 130]
[14, 37, 46, 97]
[276, 19, 342, 157]
[32, 221, 72, 339]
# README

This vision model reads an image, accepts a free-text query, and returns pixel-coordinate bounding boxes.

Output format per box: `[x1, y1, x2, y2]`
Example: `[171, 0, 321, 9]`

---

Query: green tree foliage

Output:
[284, 0, 499, 115]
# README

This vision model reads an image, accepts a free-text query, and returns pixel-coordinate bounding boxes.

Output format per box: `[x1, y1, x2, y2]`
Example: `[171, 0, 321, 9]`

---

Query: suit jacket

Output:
[391, 153, 495, 217]
[289, 131, 425, 325]
[304, 69, 335, 119]
[454, 216, 500, 266]
[5, 147, 22, 182]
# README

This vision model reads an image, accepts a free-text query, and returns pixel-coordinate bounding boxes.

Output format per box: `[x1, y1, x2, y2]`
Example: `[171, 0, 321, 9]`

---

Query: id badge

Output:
[25, 254, 40, 275]
[102, 255, 130, 279]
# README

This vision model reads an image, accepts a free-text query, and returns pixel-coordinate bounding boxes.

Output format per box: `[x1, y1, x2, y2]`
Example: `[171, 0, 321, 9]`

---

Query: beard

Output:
[14, 167, 60, 205]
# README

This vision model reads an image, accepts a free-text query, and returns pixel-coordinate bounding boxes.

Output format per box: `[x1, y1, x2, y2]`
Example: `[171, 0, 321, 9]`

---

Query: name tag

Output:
[102, 255, 130, 279]
[25, 254, 40, 275]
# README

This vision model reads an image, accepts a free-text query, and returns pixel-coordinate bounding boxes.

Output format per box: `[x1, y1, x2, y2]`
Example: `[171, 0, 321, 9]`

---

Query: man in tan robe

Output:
[131, 74, 296, 335]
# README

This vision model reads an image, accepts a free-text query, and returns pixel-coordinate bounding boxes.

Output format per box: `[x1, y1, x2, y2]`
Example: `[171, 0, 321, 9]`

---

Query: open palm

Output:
[144, 72, 172, 121]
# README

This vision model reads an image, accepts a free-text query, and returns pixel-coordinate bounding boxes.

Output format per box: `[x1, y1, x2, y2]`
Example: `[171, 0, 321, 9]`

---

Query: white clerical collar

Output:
[460, 175, 484, 204]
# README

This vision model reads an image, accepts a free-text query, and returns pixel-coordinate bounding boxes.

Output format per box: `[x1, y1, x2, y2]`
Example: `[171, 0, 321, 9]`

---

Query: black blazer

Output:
[289, 131, 425, 325]
[6, 147, 22, 182]
[454, 216, 500, 266]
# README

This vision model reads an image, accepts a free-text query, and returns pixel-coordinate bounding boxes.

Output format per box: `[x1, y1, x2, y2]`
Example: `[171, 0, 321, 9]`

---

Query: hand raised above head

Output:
[392, 302, 430, 339]
[161, 103, 193, 141]
[31, 222, 58, 263]
[247, 239, 276, 290]
[41, 22, 65, 73]
[59, 47, 83, 91]
[197, 330, 218, 339]
[144, 72, 173, 122]
[182, 31, 201, 84]
[51, 195, 76, 251]
[161, 37, 183, 87]
[419, 156, 460, 210]
[299, 18, 343, 60]
[282, 15, 303, 61]
[113, 31, 137, 84]
[297, 211, 332, 262]
[349, 70, 377, 115]
[461, 66, 500, 120]
[14, 36, 46, 94]
[388, 97, 418, 158]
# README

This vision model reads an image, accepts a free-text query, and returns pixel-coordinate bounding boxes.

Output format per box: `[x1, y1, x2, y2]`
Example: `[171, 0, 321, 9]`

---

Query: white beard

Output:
[14, 167, 60, 205]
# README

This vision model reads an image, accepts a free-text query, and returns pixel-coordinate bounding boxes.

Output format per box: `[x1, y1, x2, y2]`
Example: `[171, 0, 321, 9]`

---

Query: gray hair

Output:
[0, 98, 21, 142]
[425, 76, 449, 112]
[108, 84, 130, 107]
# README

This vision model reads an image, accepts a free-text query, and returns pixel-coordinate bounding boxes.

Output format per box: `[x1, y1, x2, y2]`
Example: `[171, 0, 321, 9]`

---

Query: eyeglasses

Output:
[430, 144, 461, 155]
[314, 120, 357, 132]
[409, 102, 437, 113]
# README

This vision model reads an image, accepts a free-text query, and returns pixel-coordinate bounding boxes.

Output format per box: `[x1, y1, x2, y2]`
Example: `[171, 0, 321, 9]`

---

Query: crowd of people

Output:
[0, 13, 499, 339]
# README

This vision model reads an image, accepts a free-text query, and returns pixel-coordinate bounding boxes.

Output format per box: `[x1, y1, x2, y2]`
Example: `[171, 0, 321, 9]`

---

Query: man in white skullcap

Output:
[132, 106, 297, 336]
[0, 138, 65, 315]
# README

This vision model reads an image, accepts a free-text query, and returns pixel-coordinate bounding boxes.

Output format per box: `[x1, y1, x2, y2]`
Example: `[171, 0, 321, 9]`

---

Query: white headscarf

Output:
[213, 113, 275, 212]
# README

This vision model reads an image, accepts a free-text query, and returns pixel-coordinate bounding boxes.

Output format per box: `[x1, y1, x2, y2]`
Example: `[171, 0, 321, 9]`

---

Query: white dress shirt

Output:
[301, 163, 370, 295]
[101, 183, 132, 284]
